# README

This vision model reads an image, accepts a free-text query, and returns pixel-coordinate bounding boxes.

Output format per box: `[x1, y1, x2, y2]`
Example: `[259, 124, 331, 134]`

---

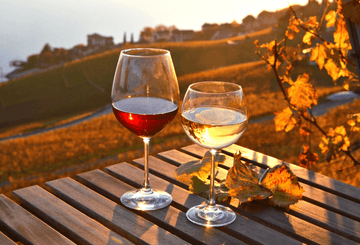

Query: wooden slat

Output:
[300, 182, 360, 222]
[0, 231, 18, 245]
[77, 169, 248, 245]
[222, 144, 360, 203]
[0, 194, 74, 245]
[12, 185, 133, 245]
[103, 163, 306, 245]
[46, 177, 187, 245]
[155, 150, 360, 244]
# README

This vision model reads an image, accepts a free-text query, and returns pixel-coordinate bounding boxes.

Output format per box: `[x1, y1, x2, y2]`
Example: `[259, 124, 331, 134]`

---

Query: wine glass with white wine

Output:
[181, 81, 248, 227]
[111, 48, 180, 210]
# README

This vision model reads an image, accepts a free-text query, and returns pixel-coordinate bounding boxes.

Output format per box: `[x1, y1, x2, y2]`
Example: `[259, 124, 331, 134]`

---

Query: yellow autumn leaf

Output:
[325, 10, 337, 28]
[348, 119, 356, 127]
[288, 73, 318, 110]
[274, 107, 297, 132]
[334, 125, 346, 136]
[319, 136, 329, 153]
[334, 18, 351, 50]
[260, 40, 276, 52]
[260, 163, 305, 207]
[305, 16, 318, 28]
[225, 153, 272, 203]
[268, 55, 275, 66]
[303, 31, 314, 45]
[285, 30, 296, 40]
[299, 145, 319, 167]
[174, 151, 225, 185]
[334, 126, 350, 151]
[310, 44, 327, 70]
[324, 59, 340, 81]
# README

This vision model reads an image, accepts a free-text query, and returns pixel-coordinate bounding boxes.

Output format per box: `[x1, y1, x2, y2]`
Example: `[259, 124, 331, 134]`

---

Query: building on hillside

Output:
[170, 29, 194, 42]
[210, 23, 245, 40]
[69, 44, 87, 60]
[140, 28, 195, 43]
[87, 33, 114, 47]
[153, 30, 171, 42]
[201, 23, 219, 31]
[199, 23, 220, 40]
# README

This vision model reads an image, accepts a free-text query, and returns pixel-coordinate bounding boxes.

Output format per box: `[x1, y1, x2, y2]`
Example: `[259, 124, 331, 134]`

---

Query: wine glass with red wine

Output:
[111, 48, 180, 210]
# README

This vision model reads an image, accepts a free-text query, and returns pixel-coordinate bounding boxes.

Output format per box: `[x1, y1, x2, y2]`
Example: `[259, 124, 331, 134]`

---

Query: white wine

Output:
[181, 107, 247, 149]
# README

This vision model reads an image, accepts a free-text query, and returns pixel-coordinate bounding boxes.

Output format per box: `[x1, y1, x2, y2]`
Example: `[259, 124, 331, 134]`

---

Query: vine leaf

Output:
[310, 43, 327, 70]
[191, 176, 230, 202]
[324, 59, 340, 81]
[334, 18, 351, 50]
[288, 73, 318, 111]
[174, 151, 225, 185]
[303, 31, 315, 45]
[299, 145, 319, 168]
[319, 126, 351, 162]
[325, 10, 336, 28]
[226, 152, 305, 207]
[175, 151, 305, 208]
[274, 107, 297, 132]
[348, 114, 360, 132]
[260, 162, 305, 207]
[174, 151, 228, 202]
[225, 153, 272, 203]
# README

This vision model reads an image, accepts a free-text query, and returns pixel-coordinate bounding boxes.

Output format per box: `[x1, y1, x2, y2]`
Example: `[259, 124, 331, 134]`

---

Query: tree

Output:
[26, 54, 40, 68]
[154, 24, 167, 32]
[139, 27, 154, 43]
[123, 32, 127, 44]
[130, 33, 134, 44]
[54, 48, 68, 64]
[40, 43, 52, 55]
[41, 51, 54, 64]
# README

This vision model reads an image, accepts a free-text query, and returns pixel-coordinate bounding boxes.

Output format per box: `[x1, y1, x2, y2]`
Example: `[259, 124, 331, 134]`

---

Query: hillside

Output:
[0, 28, 275, 129]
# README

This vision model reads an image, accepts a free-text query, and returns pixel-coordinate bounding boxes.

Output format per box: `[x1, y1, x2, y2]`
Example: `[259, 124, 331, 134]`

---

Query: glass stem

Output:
[209, 149, 218, 207]
[142, 137, 151, 192]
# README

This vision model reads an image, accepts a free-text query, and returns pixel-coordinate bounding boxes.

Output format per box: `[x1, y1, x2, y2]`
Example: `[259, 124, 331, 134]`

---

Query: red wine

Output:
[112, 97, 178, 137]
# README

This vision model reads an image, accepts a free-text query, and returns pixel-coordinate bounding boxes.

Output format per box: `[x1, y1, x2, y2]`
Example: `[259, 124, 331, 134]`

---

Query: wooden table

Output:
[1, 144, 360, 244]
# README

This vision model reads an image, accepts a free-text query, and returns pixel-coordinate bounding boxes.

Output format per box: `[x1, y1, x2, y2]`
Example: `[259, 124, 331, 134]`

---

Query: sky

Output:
[0, 0, 308, 81]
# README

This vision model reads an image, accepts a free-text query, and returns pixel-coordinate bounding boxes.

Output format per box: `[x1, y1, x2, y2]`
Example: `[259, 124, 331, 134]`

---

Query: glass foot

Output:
[186, 204, 236, 227]
[120, 188, 172, 211]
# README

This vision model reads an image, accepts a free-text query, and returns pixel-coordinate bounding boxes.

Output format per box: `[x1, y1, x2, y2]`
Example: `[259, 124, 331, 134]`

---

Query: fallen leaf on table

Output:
[174, 151, 225, 185]
[226, 152, 272, 203]
[190, 176, 230, 202]
[175, 150, 305, 208]
[174, 151, 229, 202]
[260, 163, 305, 207]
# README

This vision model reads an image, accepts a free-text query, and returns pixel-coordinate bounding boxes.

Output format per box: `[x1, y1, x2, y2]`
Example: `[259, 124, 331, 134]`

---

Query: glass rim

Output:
[188, 81, 243, 94]
[120, 48, 170, 57]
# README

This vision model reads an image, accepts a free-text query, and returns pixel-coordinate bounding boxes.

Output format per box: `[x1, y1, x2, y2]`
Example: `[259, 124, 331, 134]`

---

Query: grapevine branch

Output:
[255, 8, 359, 167]
[290, 5, 356, 67]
